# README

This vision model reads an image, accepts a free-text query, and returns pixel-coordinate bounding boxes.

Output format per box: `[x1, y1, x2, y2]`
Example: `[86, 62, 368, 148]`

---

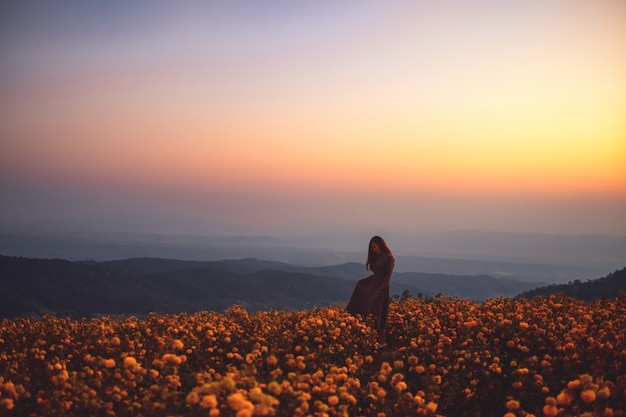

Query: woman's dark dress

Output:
[346, 252, 394, 329]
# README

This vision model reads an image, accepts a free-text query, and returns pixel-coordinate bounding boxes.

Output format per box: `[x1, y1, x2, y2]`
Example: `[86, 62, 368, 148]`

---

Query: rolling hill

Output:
[2, 255, 620, 319]
[518, 266, 626, 300]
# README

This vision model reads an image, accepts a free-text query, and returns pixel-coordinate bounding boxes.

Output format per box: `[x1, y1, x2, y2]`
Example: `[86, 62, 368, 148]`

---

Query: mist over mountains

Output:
[1, 252, 623, 320]
[0, 229, 622, 283]
[1, 228, 623, 318]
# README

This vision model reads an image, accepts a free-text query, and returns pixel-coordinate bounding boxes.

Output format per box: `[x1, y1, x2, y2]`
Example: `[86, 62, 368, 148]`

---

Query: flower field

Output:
[1, 294, 624, 417]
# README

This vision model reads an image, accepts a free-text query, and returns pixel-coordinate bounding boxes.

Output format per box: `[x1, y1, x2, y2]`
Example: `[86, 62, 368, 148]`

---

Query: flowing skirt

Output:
[346, 276, 389, 330]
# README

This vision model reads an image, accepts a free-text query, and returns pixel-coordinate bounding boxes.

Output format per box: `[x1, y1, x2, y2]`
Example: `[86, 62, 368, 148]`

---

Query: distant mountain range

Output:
[518, 267, 626, 301]
[0, 255, 623, 319]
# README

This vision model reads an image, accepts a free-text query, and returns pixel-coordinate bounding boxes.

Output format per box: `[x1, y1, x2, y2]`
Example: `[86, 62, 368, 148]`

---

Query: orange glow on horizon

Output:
[1, 0, 625, 235]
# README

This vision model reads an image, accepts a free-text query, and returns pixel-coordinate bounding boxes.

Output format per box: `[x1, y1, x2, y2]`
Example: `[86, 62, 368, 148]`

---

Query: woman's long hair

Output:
[366, 235, 392, 271]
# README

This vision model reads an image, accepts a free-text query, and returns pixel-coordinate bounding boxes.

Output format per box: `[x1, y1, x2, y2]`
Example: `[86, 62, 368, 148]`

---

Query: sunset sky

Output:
[1, 0, 625, 238]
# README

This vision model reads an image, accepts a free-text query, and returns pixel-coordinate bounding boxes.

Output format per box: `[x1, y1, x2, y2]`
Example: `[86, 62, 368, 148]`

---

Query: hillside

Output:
[0, 256, 363, 318]
[518, 267, 626, 300]
[2, 255, 618, 319]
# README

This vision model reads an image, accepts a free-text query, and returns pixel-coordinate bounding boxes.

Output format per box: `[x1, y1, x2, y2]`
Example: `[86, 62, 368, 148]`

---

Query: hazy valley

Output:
[1, 252, 623, 320]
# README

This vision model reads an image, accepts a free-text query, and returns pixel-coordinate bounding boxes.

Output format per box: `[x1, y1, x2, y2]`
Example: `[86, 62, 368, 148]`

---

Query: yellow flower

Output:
[236, 409, 253, 417]
[0, 399, 15, 410]
[542, 404, 558, 417]
[266, 355, 278, 367]
[201, 394, 218, 409]
[186, 391, 200, 406]
[395, 381, 407, 392]
[103, 359, 116, 368]
[556, 390, 573, 405]
[123, 356, 140, 371]
[228, 393, 253, 411]
[506, 400, 520, 410]
[172, 339, 184, 350]
[425, 402, 438, 413]
[580, 389, 596, 404]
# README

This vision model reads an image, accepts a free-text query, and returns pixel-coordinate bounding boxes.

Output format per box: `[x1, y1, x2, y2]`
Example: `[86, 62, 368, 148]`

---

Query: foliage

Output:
[0, 295, 625, 416]
[519, 267, 626, 301]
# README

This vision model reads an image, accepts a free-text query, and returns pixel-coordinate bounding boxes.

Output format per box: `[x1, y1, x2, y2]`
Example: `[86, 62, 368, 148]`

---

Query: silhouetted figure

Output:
[346, 235, 394, 349]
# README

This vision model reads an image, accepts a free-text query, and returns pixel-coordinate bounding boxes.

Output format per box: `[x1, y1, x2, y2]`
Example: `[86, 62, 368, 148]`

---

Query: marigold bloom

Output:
[395, 381, 407, 392]
[391, 373, 404, 385]
[172, 339, 184, 350]
[103, 359, 116, 368]
[186, 392, 200, 406]
[556, 390, 573, 405]
[228, 393, 253, 411]
[235, 409, 253, 417]
[425, 402, 438, 413]
[542, 404, 558, 417]
[201, 394, 218, 408]
[580, 389, 596, 403]
[266, 355, 278, 367]
[268, 381, 281, 396]
[506, 400, 520, 410]
[597, 387, 610, 400]
[123, 357, 140, 371]
[0, 398, 14, 410]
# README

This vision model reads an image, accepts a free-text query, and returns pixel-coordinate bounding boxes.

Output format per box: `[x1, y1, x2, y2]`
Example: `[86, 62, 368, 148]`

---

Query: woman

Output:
[346, 235, 395, 349]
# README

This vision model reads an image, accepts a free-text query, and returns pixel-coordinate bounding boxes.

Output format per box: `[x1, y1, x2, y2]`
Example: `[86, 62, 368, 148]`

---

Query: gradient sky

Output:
[1, 0, 625, 237]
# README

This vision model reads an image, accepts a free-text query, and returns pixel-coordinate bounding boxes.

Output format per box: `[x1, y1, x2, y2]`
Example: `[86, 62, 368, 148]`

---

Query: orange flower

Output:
[123, 356, 140, 371]
[103, 359, 116, 368]
[228, 393, 253, 411]
[0, 399, 14, 410]
[172, 339, 184, 350]
[506, 400, 520, 410]
[580, 389, 596, 403]
[556, 390, 572, 405]
[201, 394, 218, 409]
[542, 404, 558, 417]
[425, 402, 438, 413]
[567, 379, 581, 390]
[266, 355, 278, 367]
[597, 387, 611, 400]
